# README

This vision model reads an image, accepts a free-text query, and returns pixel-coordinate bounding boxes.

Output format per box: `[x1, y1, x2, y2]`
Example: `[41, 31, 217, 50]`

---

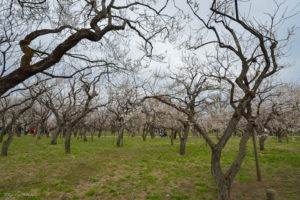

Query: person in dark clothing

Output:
[16, 126, 22, 136]
[162, 132, 167, 137]
[25, 127, 29, 135]
[233, 129, 237, 136]
[63, 128, 67, 137]
[45, 128, 49, 137]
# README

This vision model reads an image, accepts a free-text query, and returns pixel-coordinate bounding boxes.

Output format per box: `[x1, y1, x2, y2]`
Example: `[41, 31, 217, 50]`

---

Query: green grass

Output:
[0, 135, 300, 199]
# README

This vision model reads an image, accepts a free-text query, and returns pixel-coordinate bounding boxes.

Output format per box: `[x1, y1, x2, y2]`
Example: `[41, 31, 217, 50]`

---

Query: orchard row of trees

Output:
[1, 75, 300, 151]
[0, 0, 299, 200]
[1, 71, 299, 198]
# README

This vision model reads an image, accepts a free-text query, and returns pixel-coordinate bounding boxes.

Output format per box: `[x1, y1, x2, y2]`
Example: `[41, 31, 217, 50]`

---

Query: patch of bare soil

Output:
[231, 172, 300, 200]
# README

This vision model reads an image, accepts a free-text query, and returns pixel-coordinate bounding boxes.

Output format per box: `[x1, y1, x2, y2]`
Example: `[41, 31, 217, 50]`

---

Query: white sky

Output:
[147, 0, 300, 84]
[1, 0, 299, 89]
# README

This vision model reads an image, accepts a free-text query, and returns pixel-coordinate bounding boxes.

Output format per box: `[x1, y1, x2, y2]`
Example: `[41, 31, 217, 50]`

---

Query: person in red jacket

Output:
[30, 127, 35, 135]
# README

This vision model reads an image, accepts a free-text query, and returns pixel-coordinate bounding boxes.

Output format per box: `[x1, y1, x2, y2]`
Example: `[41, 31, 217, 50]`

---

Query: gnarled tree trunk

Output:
[91, 130, 95, 141]
[0, 132, 4, 143]
[1, 130, 14, 157]
[83, 130, 88, 142]
[51, 126, 62, 145]
[211, 122, 253, 200]
[116, 126, 124, 147]
[170, 129, 175, 145]
[179, 123, 189, 155]
[65, 128, 72, 154]
[98, 129, 102, 138]
[211, 148, 232, 200]
[150, 126, 155, 139]
[36, 126, 41, 140]
[259, 136, 267, 151]
[142, 125, 148, 141]
[252, 131, 262, 181]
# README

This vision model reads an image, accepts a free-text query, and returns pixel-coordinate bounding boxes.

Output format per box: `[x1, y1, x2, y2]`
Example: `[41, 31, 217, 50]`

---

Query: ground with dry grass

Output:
[0, 135, 299, 200]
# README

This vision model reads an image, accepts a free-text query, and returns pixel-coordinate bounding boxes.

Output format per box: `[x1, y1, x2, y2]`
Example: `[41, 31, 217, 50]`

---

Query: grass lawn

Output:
[0, 135, 300, 200]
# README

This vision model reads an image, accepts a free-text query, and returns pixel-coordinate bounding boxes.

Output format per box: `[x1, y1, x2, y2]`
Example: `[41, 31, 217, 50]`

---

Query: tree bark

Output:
[179, 123, 189, 155]
[0, 132, 4, 143]
[91, 131, 94, 141]
[36, 126, 41, 140]
[170, 130, 174, 145]
[83, 134, 88, 141]
[259, 136, 267, 151]
[35, 132, 41, 144]
[277, 129, 283, 143]
[217, 179, 232, 200]
[116, 126, 124, 147]
[210, 122, 253, 200]
[211, 149, 232, 200]
[51, 126, 62, 145]
[0, 18, 127, 97]
[150, 127, 155, 139]
[98, 129, 102, 138]
[83, 130, 88, 142]
[65, 129, 72, 154]
[1, 131, 14, 156]
[112, 130, 116, 144]
[142, 128, 147, 141]
[252, 131, 262, 181]
[192, 126, 198, 137]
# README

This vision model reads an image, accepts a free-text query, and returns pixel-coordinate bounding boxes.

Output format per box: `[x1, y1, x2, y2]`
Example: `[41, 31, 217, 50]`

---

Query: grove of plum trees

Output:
[0, 1, 299, 200]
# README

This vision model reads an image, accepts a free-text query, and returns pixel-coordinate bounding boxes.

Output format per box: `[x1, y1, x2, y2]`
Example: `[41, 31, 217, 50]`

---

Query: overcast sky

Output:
[280, 9, 300, 84]
[149, 0, 300, 84]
